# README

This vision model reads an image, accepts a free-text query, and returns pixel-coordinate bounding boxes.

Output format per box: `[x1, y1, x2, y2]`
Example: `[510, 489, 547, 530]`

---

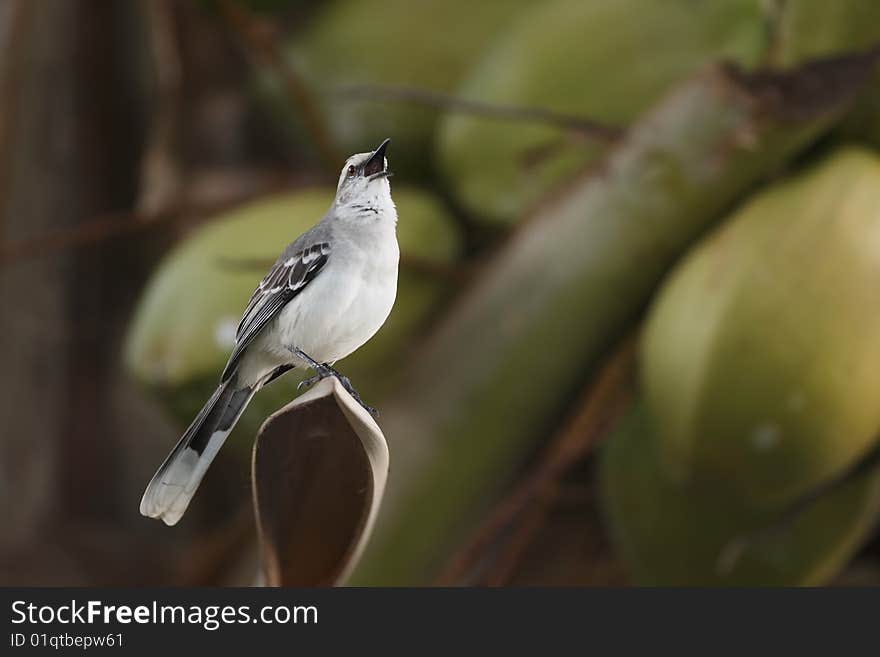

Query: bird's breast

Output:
[273, 237, 399, 364]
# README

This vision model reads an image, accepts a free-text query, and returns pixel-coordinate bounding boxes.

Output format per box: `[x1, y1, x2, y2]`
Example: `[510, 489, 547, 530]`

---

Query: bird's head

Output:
[334, 138, 394, 213]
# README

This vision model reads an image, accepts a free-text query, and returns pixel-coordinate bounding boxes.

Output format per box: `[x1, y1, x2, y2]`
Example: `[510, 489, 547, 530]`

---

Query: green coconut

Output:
[125, 187, 461, 444]
[642, 148, 880, 509]
[601, 402, 880, 585]
[435, 0, 767, 225]
[275, 0, 532, 178]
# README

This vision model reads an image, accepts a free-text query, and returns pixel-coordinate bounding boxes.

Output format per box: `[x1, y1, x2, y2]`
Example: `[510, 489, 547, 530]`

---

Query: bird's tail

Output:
[140, 375, 257, 525]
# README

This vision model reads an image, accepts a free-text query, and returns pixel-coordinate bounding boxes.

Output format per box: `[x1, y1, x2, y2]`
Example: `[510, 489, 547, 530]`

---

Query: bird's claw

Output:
[334, 371, 378, 417]
[296, 359, 378, 417]
[297, 374, 321, 391]
[347, 389, 379, 418]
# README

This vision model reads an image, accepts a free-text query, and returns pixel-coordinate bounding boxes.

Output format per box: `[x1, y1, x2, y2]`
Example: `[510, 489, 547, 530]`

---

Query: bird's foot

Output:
[334, 373, 378, 418]
[293, 349, 378, 417]
[296, 364, 334, 391]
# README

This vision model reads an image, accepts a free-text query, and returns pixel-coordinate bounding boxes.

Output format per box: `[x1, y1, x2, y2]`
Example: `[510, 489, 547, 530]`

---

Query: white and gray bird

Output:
[140, 139, 399, 526]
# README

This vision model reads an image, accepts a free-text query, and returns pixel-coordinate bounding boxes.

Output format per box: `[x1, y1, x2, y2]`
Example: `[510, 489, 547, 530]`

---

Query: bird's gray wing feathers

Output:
[220, 241, 331, 382]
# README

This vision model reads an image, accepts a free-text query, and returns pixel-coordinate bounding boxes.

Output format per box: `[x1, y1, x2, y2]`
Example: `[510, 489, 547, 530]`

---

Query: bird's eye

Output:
[347, 165, 356, 177]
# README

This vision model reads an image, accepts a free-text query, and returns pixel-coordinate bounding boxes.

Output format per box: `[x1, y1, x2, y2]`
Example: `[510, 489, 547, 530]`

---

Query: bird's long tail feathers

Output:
[140, 376, 257, 526]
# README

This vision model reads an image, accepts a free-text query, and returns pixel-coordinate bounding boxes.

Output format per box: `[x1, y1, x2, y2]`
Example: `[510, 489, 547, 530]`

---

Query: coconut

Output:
[642, 148, 880, 508]
[601, 402, 880, 585]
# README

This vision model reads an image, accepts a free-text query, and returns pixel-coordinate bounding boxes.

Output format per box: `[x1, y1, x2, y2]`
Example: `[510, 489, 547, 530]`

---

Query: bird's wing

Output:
[220, 241, 331, 382]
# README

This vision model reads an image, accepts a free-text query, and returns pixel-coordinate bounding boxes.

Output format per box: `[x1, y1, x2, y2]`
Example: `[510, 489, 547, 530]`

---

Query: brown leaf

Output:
[252, 377, 388, 586]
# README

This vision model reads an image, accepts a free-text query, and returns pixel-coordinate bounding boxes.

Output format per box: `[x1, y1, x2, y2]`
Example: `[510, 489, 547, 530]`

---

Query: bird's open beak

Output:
[364, 138, 390, 179]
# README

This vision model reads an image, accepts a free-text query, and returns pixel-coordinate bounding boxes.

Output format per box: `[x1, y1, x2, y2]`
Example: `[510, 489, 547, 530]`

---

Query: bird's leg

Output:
[291, 347, 378, 417]
[291, 347, 331, 384]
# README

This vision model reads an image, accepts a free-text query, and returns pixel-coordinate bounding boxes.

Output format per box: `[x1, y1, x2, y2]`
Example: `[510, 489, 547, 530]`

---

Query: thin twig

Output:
[0, 171, 297, 266]
[219, 0, 340, 172]
[1, 197, 249, 266]
[436, 334, 638, 585]
[0, 207, 197, 265]
[332, 83, 625, 144]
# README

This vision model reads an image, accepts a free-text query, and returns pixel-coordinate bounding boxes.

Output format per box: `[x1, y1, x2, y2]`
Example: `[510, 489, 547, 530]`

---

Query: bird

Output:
[140, 138, 399, 526]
